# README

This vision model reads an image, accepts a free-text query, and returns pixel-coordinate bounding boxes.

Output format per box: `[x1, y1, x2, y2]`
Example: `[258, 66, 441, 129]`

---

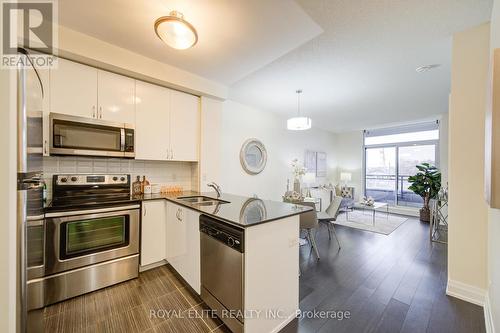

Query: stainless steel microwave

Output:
[49, 113, 135, 158]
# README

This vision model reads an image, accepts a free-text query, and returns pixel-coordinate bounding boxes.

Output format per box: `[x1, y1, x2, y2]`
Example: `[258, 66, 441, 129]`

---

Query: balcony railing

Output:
[365, 174, 423, 206]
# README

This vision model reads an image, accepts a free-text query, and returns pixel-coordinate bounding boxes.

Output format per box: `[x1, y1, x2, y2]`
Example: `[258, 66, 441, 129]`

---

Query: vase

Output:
[293, 178, 301, 194]
[420, 195, 431, 223]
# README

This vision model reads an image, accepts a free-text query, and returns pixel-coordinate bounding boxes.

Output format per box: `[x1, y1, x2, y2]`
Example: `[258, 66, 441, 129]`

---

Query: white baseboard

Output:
[388, 206, 419, 217]
[484, 292, 496, 333]
[446, 279, 487, 306]
[269, 312, 297, 333]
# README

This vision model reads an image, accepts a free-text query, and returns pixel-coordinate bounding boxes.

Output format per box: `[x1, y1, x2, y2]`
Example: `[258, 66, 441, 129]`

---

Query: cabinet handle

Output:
[143, 205, 147, 216]
[44, 140, 48, 155]
[99, 106, 102, 119]
[171, 149, 174, 160]
[92, 106, 96, 118]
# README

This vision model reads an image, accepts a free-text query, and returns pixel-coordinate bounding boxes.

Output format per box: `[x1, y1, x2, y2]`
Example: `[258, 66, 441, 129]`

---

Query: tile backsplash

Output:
[43, 156, 197, 200]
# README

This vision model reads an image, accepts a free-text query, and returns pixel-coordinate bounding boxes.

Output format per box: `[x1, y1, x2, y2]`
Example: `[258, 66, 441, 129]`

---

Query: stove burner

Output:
[47, 174, 134, 211]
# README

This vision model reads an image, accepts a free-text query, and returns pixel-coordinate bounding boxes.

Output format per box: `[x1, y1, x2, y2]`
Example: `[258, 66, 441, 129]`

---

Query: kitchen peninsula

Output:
[137, 191, 311, 333]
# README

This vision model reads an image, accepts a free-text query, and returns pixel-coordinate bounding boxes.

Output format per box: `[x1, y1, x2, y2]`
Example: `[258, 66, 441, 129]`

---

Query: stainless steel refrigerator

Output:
[17, 48, 45, 333]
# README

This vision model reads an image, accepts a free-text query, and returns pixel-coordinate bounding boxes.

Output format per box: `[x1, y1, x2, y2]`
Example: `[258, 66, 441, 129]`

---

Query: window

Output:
[364, 121, 439, 207]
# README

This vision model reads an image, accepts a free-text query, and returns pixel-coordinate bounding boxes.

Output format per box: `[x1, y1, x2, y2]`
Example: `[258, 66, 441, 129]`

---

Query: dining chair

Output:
[299, 201, 320, 260]
[317, 196, 342, 248]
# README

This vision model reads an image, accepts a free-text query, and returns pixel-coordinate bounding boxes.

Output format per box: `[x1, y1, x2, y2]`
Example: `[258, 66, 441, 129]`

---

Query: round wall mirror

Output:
[240, 139, 267, 175]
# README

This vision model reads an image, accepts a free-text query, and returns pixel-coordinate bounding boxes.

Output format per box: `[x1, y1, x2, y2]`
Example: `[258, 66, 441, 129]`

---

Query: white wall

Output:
[199, 96, 223, 192]
[334, 131, 364, 200]
[439, 113, 449, 186]
[447, 23, 490, 301]
[214, 100, 338, 201]
[487, 0, 500, 330]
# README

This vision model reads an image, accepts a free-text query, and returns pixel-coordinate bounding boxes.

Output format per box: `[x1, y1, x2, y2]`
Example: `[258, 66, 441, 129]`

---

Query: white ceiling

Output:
[57, 0, 322, 85]
[229, 0, 493, 132]
[59, 0, 493, 133]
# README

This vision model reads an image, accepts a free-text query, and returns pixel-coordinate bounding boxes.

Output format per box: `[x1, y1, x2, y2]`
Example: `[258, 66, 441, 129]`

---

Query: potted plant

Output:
[408, 163, 441, 222]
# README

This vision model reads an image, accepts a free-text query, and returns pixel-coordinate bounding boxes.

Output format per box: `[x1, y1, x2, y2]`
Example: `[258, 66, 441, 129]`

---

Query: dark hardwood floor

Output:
[43, 265, 228, 333]
[286, 214, 485, 333]
[43, 214, 484, 333]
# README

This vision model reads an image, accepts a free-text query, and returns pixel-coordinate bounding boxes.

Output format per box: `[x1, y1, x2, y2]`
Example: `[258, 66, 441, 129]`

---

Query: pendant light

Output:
[154, 11, 198, 50]
[287, 90, 312, 130]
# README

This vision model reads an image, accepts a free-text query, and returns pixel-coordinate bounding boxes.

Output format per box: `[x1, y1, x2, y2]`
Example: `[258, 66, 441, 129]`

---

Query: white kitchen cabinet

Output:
[166, 202, 201, 293]
[97, 70, 135, 124]
[135, 81, 171, 161]
[140, 200, 167, 267]
[135, 82, 199, 162]
[170, 90, 200, 161]
[50, 58, 136, 124]
[50, 58, 98, 118]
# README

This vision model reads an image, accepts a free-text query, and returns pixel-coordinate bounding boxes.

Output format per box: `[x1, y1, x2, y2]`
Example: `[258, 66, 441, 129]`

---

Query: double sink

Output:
[177, 196, 230, 207]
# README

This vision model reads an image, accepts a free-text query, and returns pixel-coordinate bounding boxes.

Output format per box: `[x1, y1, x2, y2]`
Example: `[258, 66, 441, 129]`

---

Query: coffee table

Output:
[351, 202, 389, 225]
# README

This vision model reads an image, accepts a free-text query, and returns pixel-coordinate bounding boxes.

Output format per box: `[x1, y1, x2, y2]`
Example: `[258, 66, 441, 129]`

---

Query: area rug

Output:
[333, 210, 408, 235]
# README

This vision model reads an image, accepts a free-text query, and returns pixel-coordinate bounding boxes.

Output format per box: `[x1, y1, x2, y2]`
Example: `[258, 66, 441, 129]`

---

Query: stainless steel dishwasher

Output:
[200, 215, 244, 333]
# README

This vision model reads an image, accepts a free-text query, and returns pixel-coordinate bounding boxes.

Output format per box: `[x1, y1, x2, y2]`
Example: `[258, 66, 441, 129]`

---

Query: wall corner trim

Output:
[446, 279, 487, 306]
[484, 291, 496, 333]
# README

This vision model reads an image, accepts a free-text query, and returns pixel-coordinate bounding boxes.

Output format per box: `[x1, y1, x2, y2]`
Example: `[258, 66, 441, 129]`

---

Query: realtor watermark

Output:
[1, 0, 57, 68]
[149, 308, 351, 321]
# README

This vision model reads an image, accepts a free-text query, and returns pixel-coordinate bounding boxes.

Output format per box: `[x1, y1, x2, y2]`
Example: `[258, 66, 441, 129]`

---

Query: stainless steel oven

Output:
[49, 113, 135, 158]
[45, 205, 139, 275]
[39, 204, 140, 306]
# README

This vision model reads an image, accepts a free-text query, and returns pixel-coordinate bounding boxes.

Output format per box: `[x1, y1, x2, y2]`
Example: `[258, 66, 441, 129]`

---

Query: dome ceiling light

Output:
[287, 90, 312, 131]
[154, 11, 198, 50]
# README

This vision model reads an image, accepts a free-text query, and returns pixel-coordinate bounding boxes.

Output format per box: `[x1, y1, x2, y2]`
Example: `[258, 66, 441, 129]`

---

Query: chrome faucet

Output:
[207, 182, 222, 198]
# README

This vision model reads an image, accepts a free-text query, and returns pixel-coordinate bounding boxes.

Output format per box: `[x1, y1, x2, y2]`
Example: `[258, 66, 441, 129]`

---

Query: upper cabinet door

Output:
[50, 58, 98, 118]
[170, 90, 200, 161]
[97, 70, 136, 124]
[135, 81, 171, 161]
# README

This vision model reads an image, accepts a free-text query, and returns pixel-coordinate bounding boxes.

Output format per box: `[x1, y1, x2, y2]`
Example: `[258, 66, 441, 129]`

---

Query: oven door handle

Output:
[45, 204, 140, 218]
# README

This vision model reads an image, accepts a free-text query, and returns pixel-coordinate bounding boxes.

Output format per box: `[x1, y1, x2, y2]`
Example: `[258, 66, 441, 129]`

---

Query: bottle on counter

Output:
[132, 175, 142, 195]
[140, 175, 150, 194]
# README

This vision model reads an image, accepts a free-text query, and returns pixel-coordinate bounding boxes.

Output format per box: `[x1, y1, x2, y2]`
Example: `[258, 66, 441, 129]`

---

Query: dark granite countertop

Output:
[133, 191, 312, 228]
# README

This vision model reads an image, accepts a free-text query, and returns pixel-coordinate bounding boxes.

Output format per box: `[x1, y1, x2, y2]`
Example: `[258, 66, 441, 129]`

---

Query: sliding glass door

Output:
[397, 145, 436, 206]
[363, 121, 439, 207]
[365, 147, 396, 205]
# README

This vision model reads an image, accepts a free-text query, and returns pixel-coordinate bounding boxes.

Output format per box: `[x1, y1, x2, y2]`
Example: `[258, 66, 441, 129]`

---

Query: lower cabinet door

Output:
[140, 200, 167, 267]
[184, 209, 201, 294]
[166, 203, 186, 267]
[166, 203, 200, 293]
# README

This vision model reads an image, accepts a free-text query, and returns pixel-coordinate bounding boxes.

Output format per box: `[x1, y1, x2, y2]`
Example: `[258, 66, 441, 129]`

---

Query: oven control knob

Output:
[70, 176, 77, 182]
[112, 176, 118, 181]
[120, 177, 125, 181]
[227, 237, 235, 247]
[60, 177, 67, 183]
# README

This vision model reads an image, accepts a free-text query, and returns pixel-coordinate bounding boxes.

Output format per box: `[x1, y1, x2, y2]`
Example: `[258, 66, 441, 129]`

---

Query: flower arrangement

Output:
[283, 191, 303, 202]
[291, 158, 307, 180]
[361, 196, 375, 206]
